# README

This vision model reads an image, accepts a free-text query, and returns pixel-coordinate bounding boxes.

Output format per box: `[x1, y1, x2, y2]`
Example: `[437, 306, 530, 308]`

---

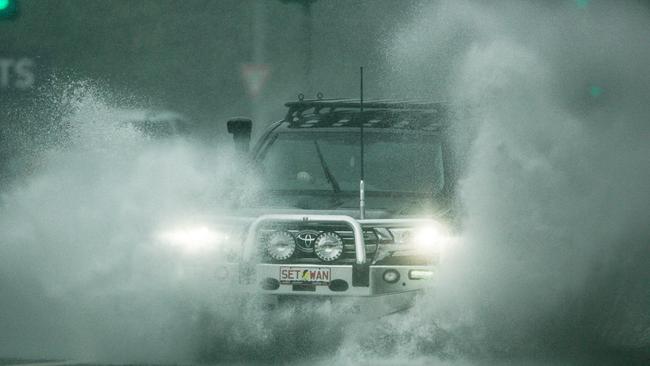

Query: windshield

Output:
[257, 131, 445, 195]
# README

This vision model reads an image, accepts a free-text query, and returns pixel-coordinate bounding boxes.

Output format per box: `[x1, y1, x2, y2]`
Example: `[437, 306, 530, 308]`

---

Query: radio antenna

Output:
[359, 66, 366, 219]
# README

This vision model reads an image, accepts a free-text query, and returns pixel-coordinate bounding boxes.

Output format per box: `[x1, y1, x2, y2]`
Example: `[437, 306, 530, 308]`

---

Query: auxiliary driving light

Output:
[314, 232, 344, 262]
[265, 231, 296, 261]
[382, 269, 401, 283]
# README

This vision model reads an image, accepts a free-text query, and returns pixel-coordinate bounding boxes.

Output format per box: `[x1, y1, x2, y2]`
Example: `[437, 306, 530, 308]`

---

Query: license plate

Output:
[279, 267, 331, 285]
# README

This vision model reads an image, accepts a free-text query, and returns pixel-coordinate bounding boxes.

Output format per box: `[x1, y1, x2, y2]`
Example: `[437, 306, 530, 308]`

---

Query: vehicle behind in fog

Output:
[116, 109, 193, 138]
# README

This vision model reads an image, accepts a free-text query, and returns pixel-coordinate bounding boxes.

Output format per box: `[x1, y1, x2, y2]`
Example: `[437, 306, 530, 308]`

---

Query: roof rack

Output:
[284, 98, 448, 130]
[285, 98, 446, 111]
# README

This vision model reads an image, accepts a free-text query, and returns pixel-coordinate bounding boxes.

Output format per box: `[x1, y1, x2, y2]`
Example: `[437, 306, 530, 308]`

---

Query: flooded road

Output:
[1, 1, 649, 365]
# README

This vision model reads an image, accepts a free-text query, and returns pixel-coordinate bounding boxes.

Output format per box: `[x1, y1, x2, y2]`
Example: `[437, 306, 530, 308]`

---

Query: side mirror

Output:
[227, 117, 252, 154]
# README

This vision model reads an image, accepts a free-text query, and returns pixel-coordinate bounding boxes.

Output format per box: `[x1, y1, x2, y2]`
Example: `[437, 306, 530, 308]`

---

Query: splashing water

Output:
[0, 81, 256, 362]
[334, 0, 649, 363]
[1, 1, 649, 365]
[0, 81, 352, 364]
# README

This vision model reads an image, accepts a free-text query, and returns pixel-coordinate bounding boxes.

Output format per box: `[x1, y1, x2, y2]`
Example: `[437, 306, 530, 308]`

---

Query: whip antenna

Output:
[359, 66, 366, 219]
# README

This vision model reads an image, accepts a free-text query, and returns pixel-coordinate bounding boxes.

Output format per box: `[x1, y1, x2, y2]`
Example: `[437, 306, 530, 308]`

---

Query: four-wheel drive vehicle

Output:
[222, 98, 458, 315]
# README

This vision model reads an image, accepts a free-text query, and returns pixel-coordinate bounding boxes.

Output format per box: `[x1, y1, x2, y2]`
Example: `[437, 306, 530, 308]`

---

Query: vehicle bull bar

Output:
[243, 214, 366, 264]
[242, 214, 368, 286]
[241, 214, 440, 288]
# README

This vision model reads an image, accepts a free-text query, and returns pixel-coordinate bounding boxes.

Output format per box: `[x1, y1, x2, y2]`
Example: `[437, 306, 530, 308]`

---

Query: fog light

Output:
[265, 230, 296, 261]
[408, 269, 434, 280]
[314, 232, 344, 262]
[382, 269, 400, 283]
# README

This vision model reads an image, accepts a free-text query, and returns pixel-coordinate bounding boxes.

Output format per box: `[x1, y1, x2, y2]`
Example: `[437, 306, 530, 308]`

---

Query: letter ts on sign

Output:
[0, 57, 35, 90]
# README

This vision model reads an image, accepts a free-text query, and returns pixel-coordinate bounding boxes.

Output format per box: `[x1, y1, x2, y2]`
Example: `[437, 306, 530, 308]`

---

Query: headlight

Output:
[265, 231, 296, 261]
[390, 223, 449, 253]
[314, 232, 344, 262]
[157, 226, 226, 255]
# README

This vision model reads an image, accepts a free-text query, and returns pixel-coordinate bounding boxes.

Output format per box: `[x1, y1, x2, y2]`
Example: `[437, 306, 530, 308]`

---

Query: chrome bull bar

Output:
[243, 214, 367, 264]
[242, 215, 442, 263]
[241, 214, 440, 288]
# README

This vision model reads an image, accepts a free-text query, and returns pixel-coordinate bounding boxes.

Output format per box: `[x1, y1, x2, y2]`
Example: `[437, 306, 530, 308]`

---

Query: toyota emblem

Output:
[296, 230, 320, 252]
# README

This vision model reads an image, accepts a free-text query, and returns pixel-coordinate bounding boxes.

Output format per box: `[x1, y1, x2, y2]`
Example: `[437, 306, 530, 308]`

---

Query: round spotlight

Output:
[314, 232, 344, 262]
[265, 231, 296, 261]
[382, 269, 400, 283]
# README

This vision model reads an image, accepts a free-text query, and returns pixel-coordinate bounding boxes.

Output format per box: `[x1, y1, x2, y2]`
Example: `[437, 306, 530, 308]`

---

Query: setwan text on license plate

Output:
[279, 267, 331, 285]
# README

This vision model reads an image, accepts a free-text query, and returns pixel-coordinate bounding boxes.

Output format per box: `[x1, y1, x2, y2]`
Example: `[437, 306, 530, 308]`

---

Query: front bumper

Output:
[254, 263, 434, 296]
[238, 214, 437, 297]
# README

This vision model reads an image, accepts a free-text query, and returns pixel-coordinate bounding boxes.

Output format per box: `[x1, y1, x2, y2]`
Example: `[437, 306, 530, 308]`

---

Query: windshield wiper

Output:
[313, 140, 341, 194]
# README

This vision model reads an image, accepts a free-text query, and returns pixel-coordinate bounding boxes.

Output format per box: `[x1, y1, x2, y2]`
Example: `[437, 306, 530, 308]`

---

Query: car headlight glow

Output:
[314, 232, 344, 262]
[157, 226, 227, 254]
[265, 230, 296, 261]
[390, 223, 449, 253]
